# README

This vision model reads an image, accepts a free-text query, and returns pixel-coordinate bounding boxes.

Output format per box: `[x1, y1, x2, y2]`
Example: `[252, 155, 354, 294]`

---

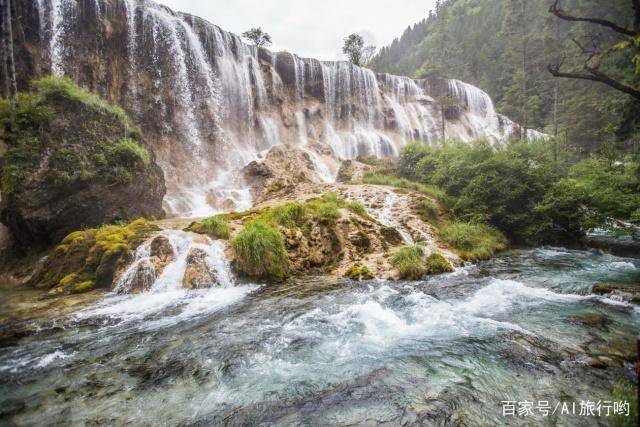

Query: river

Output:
[0, 246, 638, 425]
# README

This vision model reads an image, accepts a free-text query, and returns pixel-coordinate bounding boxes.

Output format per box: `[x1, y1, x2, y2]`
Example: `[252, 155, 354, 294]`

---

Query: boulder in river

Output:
[183, 248, 219, 289]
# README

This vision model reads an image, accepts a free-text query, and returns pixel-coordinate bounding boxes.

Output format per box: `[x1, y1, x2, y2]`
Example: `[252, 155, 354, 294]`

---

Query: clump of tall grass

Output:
[438, 222, 507, 262]
[391, 245, 425, 280]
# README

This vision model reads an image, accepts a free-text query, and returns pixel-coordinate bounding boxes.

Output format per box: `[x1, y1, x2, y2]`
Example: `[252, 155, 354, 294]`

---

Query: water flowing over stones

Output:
[19, 0, 537, 218]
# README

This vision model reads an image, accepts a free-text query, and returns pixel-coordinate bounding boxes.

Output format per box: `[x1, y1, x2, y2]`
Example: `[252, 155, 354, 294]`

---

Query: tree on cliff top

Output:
[242, 27, 272, 48]
[342, 34, 376, 66]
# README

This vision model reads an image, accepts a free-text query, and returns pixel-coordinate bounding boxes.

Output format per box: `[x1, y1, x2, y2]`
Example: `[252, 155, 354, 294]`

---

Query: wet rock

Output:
[592, 284, 640, 304]
[567, 313, 611, 329]
[125, 259, 156, 294]
[183, 248, 218, 289]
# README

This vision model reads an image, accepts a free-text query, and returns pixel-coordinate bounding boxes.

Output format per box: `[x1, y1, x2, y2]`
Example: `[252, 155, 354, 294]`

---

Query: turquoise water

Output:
[0, 247, 638, 425]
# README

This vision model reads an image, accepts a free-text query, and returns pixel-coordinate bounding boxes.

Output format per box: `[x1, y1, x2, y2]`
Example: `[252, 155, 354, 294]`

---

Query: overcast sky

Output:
[157, 0, 437, 61]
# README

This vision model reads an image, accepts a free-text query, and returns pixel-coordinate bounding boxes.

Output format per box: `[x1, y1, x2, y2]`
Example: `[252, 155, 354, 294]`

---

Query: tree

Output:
[242, 27, 272, 48]
[547, 0, 640, 100]
[342, 34, 376, 66]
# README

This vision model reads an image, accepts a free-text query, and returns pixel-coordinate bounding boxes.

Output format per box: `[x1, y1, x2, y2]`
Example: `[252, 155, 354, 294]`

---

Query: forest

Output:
[371, 0, 640, 154]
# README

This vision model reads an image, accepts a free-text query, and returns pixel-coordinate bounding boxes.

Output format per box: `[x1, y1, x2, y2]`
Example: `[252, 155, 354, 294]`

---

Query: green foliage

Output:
[391, 245, 425, 280]
[361, 172, 445, 200]
[344, 263, 374, 281]
[610, 379, 638, 427]
[30, 76, 138, 135]
[188, 216, 231, 239]
[0, 76, 152, 195]
[438, 222, 507, 262]
[416, 198, 439, 223]
[304, 193, 342, 223]
[242, 27, 272, 48]
[29, 218, 158, 294]
[370, 0, 639, 150]
[231, 220, 289, 281]
[425, 253, 454, 274]
[267, 202, 307, 226]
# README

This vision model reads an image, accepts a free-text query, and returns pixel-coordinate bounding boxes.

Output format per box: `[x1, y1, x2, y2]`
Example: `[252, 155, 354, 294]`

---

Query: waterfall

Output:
[31, 0, 539, 218]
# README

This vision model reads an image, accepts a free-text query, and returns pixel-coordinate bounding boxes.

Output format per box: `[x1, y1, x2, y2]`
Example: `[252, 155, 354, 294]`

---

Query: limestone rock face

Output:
[125, 259, 157, 294]
[0, 90, 166, 251]
[183, 248, 219, 289]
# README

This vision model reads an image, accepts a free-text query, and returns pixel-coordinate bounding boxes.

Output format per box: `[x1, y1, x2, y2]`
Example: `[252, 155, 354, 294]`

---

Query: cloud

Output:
[157, 0, 437, 61]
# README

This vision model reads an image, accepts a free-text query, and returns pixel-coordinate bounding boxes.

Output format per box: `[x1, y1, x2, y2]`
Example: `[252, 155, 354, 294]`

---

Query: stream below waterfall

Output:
[0, 246, 638, 425]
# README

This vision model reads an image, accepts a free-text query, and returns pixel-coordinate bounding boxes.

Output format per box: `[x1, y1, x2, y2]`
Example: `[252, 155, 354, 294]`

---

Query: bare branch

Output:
[549, 0, 637, 37]
[548, 63, 640, 100]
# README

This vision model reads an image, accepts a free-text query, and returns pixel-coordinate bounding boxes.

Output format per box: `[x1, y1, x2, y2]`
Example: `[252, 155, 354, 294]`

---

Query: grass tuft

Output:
[188, 216, 231, 239]
[425, 253, 454, 274]
[438, 222, 507, 262]
[391, 245, 425, 280]
[231, 220, 289, 281]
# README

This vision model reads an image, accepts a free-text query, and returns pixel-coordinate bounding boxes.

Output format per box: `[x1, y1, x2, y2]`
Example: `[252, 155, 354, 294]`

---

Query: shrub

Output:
[305, 193, 341, 223]
[188, 216, 231, 239]
[344, 263, 374, 281]
[345, 200, 375, 221]
[425, 253, 453, 274]
[231, 220, 289, 281]
[438, 222, 507, 262]
[391, 245, 425, 280]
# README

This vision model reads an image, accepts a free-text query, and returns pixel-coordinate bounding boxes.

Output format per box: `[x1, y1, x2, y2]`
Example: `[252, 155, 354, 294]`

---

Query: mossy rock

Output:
[351, 230, 372, 252]
[380, 226, 403, 245]
[344, 263, 374, 281]
[0, 76, 165, 250]
[187, 215, 231, 239]
[425, 253, 454, 275]
[29, 218, 158, 296]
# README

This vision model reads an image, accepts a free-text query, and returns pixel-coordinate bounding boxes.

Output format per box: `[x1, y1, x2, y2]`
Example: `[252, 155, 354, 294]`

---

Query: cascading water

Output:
[30, 0, 541, 218]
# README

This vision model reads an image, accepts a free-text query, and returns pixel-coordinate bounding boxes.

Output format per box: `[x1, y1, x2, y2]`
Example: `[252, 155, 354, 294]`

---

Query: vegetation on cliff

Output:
[28, 218, 158, 295]
[232, 220, 289, 282]
[0, 76, 165, 251]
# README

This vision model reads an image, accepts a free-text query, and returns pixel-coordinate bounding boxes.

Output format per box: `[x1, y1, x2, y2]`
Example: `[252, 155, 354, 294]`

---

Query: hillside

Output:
[370, 0, 640, 153]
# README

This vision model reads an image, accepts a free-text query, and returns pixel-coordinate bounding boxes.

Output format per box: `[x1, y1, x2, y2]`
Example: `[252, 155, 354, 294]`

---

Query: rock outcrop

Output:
[0, 78, 166, 251]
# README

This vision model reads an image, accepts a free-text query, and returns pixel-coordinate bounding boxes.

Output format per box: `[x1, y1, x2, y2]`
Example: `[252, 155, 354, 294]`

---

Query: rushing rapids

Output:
[9, 0, 541, 217]
[0, 247, 638, 424]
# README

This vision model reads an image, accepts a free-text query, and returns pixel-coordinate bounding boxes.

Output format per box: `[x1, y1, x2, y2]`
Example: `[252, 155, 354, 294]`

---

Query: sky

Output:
[157, 0, 437, 61]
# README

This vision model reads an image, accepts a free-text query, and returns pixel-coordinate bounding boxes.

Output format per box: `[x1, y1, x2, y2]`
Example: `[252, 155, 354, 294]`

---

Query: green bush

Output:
[362, 172, 445, 200]
[425, 253, 454, 274]
[438, 222, 507, 262]
[305, 193, 341, 223]
[231, 220, 289, 281]
[391, 245, 425, 280]
[344, 263, 374, 281]
[188, 216, 231, 239]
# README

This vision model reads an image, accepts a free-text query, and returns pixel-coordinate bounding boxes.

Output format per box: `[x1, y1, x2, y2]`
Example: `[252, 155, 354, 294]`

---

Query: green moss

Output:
[611, 379, 638, 427]
[231, 220, 289, 281]
[391, 245, 425, 280]
[30, 76, 139, 135]
[29, 218, 158, 294]
[425, 253, 454, 274]
[187, 216, 231, 239]
[71, 281, 96, 294]
[380, 226, 403, 245]
[344, 263, 374, 281]
[438, 222, 507, 262]
[0, 76, 152, 196]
